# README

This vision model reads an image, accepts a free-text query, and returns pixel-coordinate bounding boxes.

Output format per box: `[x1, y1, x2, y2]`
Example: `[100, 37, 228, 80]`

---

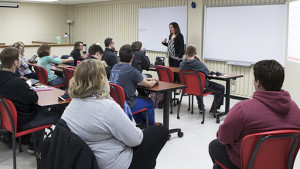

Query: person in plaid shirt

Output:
[12, 42, 37, 79]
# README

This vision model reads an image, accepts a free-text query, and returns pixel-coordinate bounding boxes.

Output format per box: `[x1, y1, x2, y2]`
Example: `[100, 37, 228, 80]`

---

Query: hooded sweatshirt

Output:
[0, 70, 38, 128]
[179, 58, 210, 87]
[217, 90, 300, 168]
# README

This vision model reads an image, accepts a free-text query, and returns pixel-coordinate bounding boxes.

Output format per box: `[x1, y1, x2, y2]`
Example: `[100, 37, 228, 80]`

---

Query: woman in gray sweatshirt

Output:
[62, 59, 168, 169]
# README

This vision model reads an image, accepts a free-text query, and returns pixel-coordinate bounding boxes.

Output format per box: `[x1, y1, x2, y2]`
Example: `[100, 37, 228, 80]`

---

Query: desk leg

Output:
[216, 79, 230, 123]
[163, 90, 170, 130]
[164, 90, 183, 138]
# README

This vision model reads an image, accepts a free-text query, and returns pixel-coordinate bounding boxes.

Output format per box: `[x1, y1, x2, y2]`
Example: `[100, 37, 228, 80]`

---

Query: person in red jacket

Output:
[209, 60, 300, 169]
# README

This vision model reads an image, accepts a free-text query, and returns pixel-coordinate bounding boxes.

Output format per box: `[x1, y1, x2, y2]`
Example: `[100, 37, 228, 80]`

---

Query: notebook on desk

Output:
[58, 65, 73, 68]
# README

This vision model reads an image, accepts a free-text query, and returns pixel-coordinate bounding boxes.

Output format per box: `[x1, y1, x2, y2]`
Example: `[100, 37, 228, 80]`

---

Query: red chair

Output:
[109, 83, 149, 127]
[62, 67, 75, 88]
[177, 70, 215, 124]
[156, 65, 179, 114]
[0, 98, 52, 169]
[215, 130, 300, 169]
[33, 65, 66, 88]
[109, 83, 125, 109]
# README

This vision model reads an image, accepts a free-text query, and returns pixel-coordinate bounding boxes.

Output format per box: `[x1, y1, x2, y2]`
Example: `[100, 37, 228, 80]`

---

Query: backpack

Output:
[154, 57, 165, 66]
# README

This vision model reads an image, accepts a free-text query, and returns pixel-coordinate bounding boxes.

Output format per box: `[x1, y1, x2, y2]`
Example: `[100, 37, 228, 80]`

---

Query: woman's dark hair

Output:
[119, 44, 133, 63]
[131, 41, 142, 51]
[169, 22, 181, 36]
[88, 44, 103, 55]
[37, 44, 51, 58]
[74, 41, 83, 49]
[253, 60, 284, 91]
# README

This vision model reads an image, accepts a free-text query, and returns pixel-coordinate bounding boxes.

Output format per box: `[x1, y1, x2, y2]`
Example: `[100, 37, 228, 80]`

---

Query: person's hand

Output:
[101, 61, 108, 67]
[20, 76, 28, 81]
[194, 55, 200, 61]
[162, 38, 167, 43]
[178, 58, 183, 61]
[67, 57, 74, 62]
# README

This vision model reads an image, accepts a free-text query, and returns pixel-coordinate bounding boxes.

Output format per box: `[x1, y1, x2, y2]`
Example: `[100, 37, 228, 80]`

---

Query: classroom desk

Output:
[148, 66, 243, 123]
[138, 81, 186, 138]
[36, 86, 69, 107]
[26, 61, 76, 72]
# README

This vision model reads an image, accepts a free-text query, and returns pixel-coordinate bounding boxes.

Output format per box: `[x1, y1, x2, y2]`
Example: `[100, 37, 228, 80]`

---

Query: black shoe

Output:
[209, 109, 221, 114]
[0, 131, 12, 149]
[199, 109, 205, 114]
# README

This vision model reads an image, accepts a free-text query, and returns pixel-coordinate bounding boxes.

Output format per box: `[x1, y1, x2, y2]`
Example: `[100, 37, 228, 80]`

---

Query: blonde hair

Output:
[68, 59, 110, 99]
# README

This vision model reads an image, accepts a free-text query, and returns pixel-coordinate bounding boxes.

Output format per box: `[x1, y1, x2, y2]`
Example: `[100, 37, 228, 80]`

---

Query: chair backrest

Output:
[179, 70, 206, 96]
[33, 65, 48, 85]
[156, 65, 174, 83]
[109, 83, 125, 109]
[240, 130, 300, 169]
[0, 98, 17, 135]
[62, 67, 75, 88]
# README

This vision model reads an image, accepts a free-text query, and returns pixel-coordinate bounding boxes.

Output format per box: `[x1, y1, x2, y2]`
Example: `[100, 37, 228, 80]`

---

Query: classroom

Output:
[1, 0, 300, 169]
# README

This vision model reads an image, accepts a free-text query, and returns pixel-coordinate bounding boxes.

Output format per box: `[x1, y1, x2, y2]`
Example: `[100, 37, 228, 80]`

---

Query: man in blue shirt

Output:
[110, 44, 158, 126]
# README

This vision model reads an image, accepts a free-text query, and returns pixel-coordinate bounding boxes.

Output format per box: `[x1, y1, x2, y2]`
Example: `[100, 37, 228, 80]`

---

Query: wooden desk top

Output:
[148, 66, 243, 80]
[139, 81, 186, 93]
[36, 86, 69, 107]
[26, 61, 76, 72]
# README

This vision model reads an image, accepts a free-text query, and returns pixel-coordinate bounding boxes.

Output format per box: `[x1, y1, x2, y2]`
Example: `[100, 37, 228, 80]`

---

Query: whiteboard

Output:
[287, 0, 300, 63]
[203, 4, 287, 66]
[138, 6, 187, 52]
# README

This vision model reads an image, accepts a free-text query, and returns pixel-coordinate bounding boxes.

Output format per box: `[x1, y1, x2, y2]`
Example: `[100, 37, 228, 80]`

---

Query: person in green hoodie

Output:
[179, 44, 225, 113]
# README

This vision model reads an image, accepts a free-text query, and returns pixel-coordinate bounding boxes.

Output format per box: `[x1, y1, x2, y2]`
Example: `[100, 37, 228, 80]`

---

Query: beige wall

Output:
[2, 0, 298, 102]
[68, 0, 288, 98]
[0, 3, 69, 45]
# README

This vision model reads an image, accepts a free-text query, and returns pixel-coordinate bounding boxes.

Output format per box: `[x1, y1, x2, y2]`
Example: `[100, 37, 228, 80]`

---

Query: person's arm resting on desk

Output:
[138, 78, 158, 88]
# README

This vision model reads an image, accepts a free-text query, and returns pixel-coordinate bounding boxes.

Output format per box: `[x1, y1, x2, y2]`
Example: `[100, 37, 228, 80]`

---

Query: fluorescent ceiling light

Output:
[0, 2, 19, 8]
[21, 0, 58, 2]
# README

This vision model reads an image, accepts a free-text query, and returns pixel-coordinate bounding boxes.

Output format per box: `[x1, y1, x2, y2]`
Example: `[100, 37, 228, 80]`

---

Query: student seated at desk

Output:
[61, 59, 168, 169]
[85, 44, 111, 78]
[110, 44, 158, 127]
[179, 45, 224, 113]
[209, 60, 300, 169]
[70, 41, 85, 66]
[0, 47, 59, 153]
[12, 41, 37, 79]
[131, 41, 150, 73]
[37, 44, 74, 86]
[103, 38, 118, 73]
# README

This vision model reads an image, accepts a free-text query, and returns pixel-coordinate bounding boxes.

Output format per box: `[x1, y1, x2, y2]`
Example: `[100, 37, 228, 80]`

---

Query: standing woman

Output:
[162, 22, 185, 68]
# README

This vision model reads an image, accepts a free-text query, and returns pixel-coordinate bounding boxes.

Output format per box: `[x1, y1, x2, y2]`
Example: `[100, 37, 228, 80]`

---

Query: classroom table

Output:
[26, 61, 76, 72]
[36, 86, 69, 107]
[148, 66, 243, 123]
[138, 81, 186, 138]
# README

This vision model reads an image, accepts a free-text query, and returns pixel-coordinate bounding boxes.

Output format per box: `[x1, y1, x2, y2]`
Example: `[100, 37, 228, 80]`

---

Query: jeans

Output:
[18, 108, 60, 144]
[48, 77, 66, 86]
[131, 97, 155, 125]
[197, 81, 225, 110]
